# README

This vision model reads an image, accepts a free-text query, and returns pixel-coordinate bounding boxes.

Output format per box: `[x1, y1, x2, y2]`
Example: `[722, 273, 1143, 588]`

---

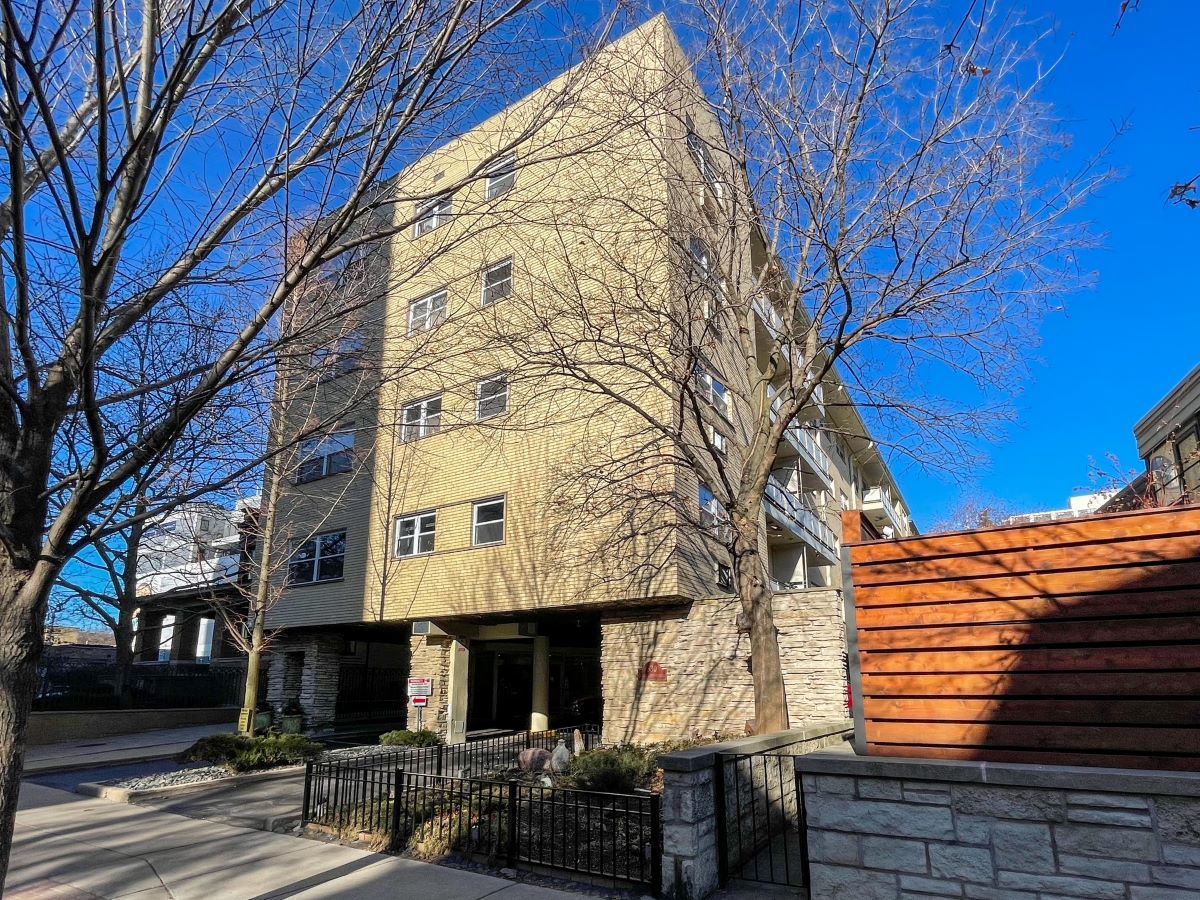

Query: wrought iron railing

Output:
[301, 724, 657, 891]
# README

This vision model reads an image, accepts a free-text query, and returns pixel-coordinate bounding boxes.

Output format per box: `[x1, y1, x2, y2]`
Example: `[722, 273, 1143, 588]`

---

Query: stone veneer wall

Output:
[797, 751, 1200, 900]
[407, 633, 450, 736]
[601, 588, 847, 744]
[265, 632, 343, 729]
[657, 721, 852, 900]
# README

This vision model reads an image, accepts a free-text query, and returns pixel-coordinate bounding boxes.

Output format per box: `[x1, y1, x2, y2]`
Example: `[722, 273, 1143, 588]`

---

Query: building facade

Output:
[133, 499, 258, 667]
[264, 18, 913, 744]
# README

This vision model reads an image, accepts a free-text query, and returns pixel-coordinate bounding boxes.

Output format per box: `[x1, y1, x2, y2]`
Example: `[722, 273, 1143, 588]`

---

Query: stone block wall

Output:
[407, 633, 450, 735]
[601, 588, 847, 744]
[799, 752, 1200, 900]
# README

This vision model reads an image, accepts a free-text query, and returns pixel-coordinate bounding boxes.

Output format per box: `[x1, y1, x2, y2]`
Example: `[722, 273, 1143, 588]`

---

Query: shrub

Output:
[569, 745, 657, 794]
[180, 732, 323, 773]
[379, 729, 442, 748]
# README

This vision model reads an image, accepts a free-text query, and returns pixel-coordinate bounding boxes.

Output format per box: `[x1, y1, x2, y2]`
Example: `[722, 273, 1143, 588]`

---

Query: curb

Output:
[77, 764, 306, 803]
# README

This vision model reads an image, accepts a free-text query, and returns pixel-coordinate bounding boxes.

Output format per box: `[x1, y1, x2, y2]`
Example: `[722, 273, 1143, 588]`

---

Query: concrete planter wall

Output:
[27, 707, 238, 745]
[797, 751, 1200, 900]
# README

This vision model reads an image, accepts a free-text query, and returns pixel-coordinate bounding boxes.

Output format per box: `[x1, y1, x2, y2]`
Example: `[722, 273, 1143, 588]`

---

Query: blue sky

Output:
[897, 0, 1200, 526]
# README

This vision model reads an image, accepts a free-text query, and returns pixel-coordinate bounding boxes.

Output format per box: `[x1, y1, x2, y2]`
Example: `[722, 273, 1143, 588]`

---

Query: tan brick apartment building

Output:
[264, 17, 914, 744]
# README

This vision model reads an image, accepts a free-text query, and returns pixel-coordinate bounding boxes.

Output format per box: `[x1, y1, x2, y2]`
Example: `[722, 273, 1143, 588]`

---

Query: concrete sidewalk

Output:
[12, 781, 579, 899]
[24, 722, 234, 774]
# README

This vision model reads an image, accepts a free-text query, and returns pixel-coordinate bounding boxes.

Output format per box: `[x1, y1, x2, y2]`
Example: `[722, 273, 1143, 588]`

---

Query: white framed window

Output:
[695, 367, 730, 418]
[402, 395, 442, 442]
[394, 511, 437, 557]
[413, 195, 451, 237]
[408, 290, 448, 334]
[288, 530, 346, 585]
[296, 431, 355, 483]
[472, 497, 505, 546]
[707, 425, 729, 457]
[476, 374, 509, 420]
[481, 258, 513, 306]
[699, 484, 722, 528]
[485, 154, 516, 200]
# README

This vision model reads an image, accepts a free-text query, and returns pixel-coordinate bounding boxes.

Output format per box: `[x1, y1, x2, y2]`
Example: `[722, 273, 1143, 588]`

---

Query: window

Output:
[395, 511, 437, 557]
[689, 237, 718, 321]
[288, 530, 346, 584]
[707, 424, 728, 457]
[296, 431, 355, 483]
[481, 258, 513, 305]
[695, 367, 730, 418]
[715, 563, 734, 592]
[413, 195, 451, 237]
[473, 498, 506, 546]
[689, 237, 713, 280]
[699, 484, 722, 528]
[408, 290, 448, 334]
[402, 395, 442, 442]
[687, 129, 723, 200]
[485, 154, 516, 200]
[310, 332, 364, 379]
[477, 374, 509, 420]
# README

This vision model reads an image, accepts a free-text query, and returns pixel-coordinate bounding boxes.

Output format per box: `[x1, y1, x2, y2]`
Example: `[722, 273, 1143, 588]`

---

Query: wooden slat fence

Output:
[843, 505, 1200, 771]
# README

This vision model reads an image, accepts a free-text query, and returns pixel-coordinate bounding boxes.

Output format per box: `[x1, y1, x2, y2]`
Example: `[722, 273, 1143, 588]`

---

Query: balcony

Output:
[768, 391, 834, 488]
[764, 477, 839, 565]
[753, 294, 784, 336]
[862, 485, 907, 537]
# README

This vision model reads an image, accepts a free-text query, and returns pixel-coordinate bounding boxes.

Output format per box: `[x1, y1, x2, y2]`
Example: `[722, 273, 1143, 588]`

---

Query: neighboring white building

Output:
[136, 498, 258, 596]
[134, 497, 258, 665]
[1002, 491, 1115, 527]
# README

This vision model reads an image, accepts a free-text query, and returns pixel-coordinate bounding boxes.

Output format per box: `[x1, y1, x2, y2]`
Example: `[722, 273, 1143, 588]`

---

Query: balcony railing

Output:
[764, 478, 839, 563]
[768, 391, 833, 486]
[863, 485, 906, 536]
[753, 294, 784, 335]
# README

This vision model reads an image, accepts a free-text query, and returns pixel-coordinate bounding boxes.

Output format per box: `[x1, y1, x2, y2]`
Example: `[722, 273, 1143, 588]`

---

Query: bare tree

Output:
[0, 0, 599, 878]
[481, 1, 1103, 734]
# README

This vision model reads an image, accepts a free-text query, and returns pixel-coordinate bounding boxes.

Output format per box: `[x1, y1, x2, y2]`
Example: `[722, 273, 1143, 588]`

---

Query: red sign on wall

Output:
[638, 661, 668, 683]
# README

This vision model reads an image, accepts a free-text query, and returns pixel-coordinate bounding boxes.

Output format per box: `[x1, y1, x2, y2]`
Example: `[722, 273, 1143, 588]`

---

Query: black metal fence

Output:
[301, 725, 660, 890]
[34, 662, 249, 710]
[395, 772, 660, 891]
[303, 725, 602, 833]
[715, 751, 808, 888]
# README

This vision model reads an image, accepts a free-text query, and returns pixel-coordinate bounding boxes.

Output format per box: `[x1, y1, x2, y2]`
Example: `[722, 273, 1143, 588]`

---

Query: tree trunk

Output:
[240, 612, 266, 737]
[112, 611, 136, 708]
[733, 513, 789, 735]
[0, 564, 54, 888]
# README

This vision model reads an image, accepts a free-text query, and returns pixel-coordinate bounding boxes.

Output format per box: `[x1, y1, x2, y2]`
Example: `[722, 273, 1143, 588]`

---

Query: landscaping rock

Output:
[518, 748, 551, 772]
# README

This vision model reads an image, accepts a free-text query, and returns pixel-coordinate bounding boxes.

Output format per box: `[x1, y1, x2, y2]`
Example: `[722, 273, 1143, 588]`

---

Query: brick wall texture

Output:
[804, 771, 1200, 900]
[601, 588, 848, 744]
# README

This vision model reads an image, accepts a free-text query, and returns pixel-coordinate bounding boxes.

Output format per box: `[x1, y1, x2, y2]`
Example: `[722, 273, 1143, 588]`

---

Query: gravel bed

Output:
[99, 744, 393, 791]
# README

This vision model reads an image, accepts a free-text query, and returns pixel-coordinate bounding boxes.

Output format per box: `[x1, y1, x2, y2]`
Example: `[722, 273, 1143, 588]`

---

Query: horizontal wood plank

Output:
[859, 644, 1200, 674]
[865, 721, 1200, 754]
[862, 697, 1200, 726]
[855, 591, 1200, 628]
[852, 533, 1200, 586]
[856, 616, 1200, 651]
[853, 562, 1200, 606]
[861, 671, 1200, 697]
[848, 504, 1200, 563]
